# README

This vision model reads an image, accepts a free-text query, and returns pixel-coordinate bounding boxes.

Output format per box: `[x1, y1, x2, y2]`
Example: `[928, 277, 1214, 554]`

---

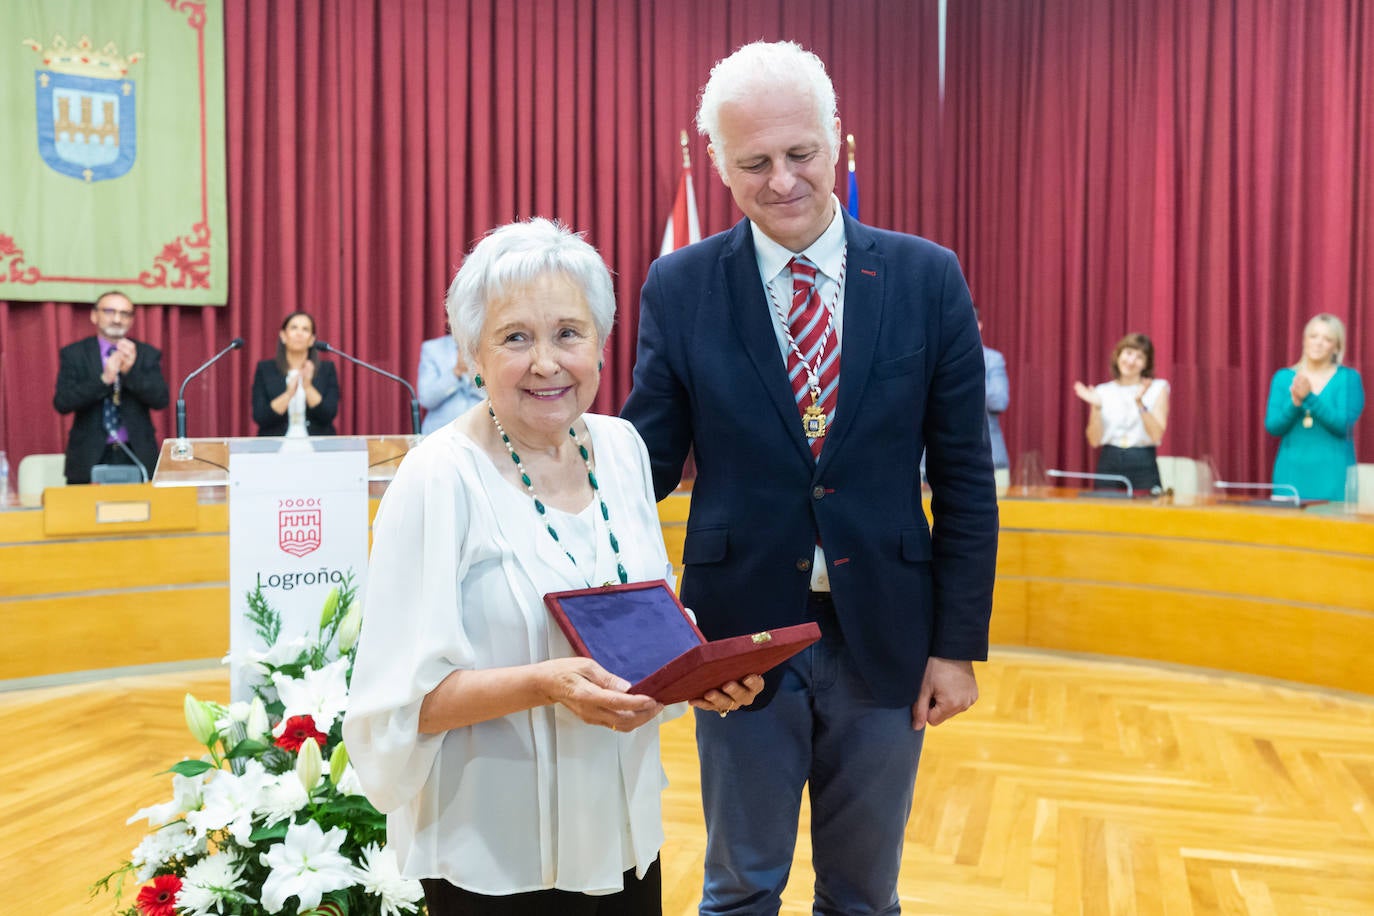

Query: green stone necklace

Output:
[488, 405, 628, 587]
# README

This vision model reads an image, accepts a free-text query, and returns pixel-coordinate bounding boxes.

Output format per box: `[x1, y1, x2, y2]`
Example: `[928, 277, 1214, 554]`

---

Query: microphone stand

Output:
[172, 337, 245, 462]
[108, 434, 150, 483]
[1214, 480, 1301, 506]
[315, 341, 422, 437]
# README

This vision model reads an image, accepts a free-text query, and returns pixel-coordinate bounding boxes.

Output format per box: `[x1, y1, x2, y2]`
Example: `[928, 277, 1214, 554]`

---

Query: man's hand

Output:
[912, 656, 978, 730]
[102, 343, 135, 384]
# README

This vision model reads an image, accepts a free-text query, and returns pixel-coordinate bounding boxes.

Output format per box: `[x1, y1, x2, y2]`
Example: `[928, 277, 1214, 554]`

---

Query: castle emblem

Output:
[23, 35, 142, 183]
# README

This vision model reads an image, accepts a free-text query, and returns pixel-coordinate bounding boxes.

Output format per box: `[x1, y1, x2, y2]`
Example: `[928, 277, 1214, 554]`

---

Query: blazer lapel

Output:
[721, 224, 816, 468]
[86, 336, 106, 379]
[817, 213, 883, 472]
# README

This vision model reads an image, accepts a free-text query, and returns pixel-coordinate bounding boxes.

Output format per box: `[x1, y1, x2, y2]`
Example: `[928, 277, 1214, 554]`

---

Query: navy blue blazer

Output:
[622, 213, 998, 708]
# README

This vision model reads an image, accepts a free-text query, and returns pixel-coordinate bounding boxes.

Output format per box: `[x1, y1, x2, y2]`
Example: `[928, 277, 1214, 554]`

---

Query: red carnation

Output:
[275, 714, 328, 752]
[135, 874, 182, 916]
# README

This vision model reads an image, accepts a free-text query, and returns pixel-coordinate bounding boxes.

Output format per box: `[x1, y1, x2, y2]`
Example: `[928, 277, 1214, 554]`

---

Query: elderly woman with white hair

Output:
[343, 218, 761, 915]
[1265, 313, 1365, 502]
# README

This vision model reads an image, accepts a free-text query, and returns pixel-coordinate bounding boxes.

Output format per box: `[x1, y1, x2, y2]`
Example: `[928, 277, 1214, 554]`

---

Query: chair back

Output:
[1156, 455, 1199, 497]
[16, 453, 67, 507]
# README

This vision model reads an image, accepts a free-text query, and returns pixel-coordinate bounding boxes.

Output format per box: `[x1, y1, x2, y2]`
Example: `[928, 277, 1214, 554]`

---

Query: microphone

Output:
[1046, 468, 1135, 499]
[314, 341, 421, 436]
[171, 337, 245, 462]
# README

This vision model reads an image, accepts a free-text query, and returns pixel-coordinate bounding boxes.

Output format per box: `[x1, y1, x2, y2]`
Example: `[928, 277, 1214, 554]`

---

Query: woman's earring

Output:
[474, 374, 484, 389]
[598, 360, 604, 371]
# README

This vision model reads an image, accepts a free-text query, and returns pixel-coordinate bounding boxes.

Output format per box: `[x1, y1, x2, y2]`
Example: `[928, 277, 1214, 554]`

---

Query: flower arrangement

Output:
[96, 576, 425, 916]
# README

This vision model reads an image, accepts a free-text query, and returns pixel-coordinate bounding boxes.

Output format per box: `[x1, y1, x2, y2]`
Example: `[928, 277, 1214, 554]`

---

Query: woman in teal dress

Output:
[1264, 314, 1365, 501]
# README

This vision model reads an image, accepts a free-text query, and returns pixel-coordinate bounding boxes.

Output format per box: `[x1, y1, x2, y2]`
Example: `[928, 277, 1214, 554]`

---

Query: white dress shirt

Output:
[1096, 378, 1169, 447]
[750, 195, 848, 590]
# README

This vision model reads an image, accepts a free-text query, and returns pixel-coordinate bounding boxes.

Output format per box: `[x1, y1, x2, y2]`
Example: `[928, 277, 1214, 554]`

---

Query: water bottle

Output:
[0, 450, 10, 507]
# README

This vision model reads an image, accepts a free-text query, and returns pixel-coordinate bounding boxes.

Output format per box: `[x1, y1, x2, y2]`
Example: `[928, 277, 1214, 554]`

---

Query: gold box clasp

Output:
[751, 631, 772, 644]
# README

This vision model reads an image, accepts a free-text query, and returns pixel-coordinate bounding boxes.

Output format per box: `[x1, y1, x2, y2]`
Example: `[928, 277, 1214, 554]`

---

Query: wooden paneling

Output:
[4, 491, 1371, 692]
[42, 483, 199, 536]
[3, 586, 228, 680]
[995, 497, 1374, 695]
[0, 533, 228, 598]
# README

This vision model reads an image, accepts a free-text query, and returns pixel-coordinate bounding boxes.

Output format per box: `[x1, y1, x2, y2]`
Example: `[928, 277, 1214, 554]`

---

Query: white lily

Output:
[129, 771, 205, 826]
[259, 820, 357, 913]
[186, 760, 271, 845]
[272, 658, 350, 733]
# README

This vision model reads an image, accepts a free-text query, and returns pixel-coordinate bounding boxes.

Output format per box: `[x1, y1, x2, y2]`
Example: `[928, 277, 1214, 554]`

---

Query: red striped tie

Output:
[786, 255, 839, 457]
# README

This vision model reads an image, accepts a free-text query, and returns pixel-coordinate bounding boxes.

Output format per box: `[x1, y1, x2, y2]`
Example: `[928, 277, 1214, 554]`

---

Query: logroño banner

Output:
[228, 439, 370, 700]
[0, 0, 228, 304]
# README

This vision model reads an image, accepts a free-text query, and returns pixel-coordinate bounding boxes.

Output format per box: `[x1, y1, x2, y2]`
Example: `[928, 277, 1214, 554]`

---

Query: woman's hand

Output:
[1072, 381, 1101, 407]
[299, 359, 316, 387]
[540, 657, 663, 732]
[690, 674, 765, 718]
[1290, 373, 1312, 407]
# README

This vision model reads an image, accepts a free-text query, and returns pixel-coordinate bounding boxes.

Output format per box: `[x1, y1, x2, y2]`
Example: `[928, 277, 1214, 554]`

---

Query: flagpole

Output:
[845, 134, 860, 219]
[680, 129, 691, 170]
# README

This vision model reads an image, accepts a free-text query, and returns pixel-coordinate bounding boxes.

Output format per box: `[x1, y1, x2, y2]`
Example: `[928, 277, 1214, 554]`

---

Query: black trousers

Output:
[1095, 445, 1161, 492]
[421, 859, 661, 916]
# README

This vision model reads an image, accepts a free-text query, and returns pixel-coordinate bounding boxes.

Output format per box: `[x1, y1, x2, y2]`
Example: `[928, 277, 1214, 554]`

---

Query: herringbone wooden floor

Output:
[3, 649, 1372, 914]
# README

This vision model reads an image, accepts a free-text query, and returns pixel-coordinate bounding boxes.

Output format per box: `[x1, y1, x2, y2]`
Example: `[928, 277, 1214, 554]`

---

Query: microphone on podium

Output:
[314, 341, 422, 436]
[170, 337, 245, 462]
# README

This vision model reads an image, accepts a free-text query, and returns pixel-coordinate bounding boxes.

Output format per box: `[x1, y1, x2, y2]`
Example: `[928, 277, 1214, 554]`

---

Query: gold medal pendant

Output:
[802, 391, 827, 439]
[1303, 414, 1314, 428]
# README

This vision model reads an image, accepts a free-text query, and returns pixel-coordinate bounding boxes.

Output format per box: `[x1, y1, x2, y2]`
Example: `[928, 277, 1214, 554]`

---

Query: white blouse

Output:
[1096, 378, 1168, 448]
[342, 414, 678, 895]
[285, 369, 308, 438]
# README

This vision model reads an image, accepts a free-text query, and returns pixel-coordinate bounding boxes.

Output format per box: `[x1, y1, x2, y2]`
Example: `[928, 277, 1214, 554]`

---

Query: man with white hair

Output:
[624, 40, 998, 915]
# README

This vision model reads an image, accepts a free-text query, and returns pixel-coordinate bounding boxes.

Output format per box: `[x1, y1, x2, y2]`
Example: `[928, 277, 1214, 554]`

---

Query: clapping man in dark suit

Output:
[53, 291, 169, 483]
[622, 41, 999, 915]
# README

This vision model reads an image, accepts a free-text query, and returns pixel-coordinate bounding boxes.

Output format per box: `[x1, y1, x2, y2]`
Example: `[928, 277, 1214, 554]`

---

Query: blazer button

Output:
[812, 486, 825, 500]
[796, 558, 812, 572]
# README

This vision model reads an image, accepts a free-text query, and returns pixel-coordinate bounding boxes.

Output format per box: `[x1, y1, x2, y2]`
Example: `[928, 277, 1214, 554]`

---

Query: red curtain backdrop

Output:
[0, 0, 942, 466]
[944, 0, 1374, 483]
[1, 0, 1370, 489]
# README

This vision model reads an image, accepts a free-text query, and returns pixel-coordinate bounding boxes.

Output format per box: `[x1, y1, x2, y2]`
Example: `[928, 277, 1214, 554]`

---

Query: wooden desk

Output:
[991, 491, 1373, 694]
[4, 489, 1371, 693]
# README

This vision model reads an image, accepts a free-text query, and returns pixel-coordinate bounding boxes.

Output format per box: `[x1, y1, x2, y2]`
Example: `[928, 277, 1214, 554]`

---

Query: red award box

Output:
[544, 580, 821, 705]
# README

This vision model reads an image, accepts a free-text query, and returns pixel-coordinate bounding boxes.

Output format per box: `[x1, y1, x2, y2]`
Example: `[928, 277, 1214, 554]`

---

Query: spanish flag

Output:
[659, 130, 701, 256]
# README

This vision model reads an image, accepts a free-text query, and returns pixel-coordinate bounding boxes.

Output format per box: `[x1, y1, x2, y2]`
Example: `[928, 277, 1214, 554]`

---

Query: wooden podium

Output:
[152, 435, 415, 489]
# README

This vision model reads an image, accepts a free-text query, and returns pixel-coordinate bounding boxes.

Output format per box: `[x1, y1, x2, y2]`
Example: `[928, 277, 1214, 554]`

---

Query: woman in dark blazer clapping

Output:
[251, 311, 339, 436]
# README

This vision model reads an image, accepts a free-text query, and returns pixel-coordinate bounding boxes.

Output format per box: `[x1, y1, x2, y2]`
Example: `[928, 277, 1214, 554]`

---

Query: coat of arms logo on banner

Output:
[24, 35, 141, 183]
[278, 499, 323, 557]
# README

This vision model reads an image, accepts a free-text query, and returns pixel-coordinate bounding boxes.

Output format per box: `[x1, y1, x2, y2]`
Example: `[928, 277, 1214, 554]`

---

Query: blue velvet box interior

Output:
[547, 580, 701, 684]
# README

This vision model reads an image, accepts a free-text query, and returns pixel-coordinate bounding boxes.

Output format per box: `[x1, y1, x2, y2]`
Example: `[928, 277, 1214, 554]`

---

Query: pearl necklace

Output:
[488, 405, 628, 587]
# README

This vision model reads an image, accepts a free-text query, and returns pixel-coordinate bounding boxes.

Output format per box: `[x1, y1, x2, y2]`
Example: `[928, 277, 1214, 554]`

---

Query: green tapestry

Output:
[0, 0, 227, 305]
